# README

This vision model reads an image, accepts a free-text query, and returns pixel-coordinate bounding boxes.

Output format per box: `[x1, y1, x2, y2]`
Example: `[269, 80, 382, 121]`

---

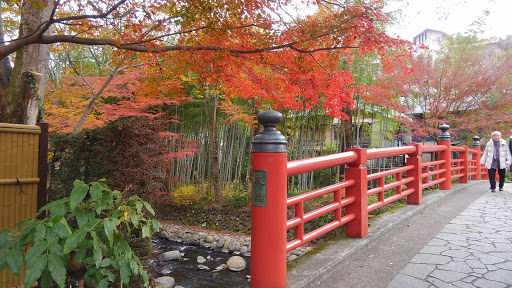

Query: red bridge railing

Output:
[250, 109, 486, 288]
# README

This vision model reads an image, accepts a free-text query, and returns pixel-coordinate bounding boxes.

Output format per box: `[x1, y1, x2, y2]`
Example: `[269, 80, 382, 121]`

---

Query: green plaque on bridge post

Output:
[253, 170, 267, 207]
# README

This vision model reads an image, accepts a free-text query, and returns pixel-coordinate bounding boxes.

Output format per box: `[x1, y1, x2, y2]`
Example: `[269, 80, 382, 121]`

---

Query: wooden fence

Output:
[0, 123, 48, 288]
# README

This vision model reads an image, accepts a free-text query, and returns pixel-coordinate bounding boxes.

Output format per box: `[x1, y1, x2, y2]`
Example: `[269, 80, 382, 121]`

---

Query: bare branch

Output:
[66, 52, 80, 76]
[52, 0, 127, 23]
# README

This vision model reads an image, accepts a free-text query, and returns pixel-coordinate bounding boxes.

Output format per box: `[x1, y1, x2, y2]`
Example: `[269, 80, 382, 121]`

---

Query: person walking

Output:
[481, 131, 512, 192]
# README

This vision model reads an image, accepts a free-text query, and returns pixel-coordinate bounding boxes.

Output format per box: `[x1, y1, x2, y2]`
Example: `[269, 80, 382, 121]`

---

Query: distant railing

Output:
[250, 109, 485, 288]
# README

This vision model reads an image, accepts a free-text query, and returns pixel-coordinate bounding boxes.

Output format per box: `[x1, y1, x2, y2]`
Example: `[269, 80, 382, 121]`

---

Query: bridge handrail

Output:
[367, 165, 414, 181]
[286, 179, 356, 207]
[366, 146, 416, 159]
[468, 148, 478, 154]
[287, 151, 358, 177]
[451, 146, 466, 152]
[421, 145, 447, 153]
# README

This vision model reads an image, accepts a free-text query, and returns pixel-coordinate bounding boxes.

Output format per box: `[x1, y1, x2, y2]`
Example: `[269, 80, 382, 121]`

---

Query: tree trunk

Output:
[343, 107, 353, 150]
[0, 0, 53, 124]
[204, 88, 223, 203]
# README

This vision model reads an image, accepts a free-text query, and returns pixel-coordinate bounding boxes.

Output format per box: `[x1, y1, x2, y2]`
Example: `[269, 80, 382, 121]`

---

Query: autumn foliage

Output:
[40, 0, 410, 129]
[45, 66, 180, 133]
[38, 0, 413, 203]
[368, 36, 512, 143]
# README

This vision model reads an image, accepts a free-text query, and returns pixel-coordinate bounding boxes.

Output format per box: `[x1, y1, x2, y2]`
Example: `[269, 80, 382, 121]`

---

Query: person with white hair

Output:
[481, 131, 512, 192]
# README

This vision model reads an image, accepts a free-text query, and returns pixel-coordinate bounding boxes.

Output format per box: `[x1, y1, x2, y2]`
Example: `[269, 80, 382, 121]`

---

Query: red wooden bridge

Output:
[249, 108, 487, 288]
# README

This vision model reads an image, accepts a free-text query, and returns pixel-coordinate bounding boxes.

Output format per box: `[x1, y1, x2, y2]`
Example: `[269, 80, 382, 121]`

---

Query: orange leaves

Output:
[42, 0, 414, 131]
[45, 66, 179, 133]
[158, 131, 180, 139]
[320, 70, 356, 119]
[219, 102, 257, 128]
[370, 35, 512, 141]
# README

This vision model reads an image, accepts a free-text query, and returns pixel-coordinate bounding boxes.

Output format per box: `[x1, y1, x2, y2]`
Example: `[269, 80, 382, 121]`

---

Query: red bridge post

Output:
[251, 108, 288, 288]
[460, 146, 469, 183]
[438, 124, 452, 190]
[406, 143, 422, 205]
[344, 147, 368, 238]
[472, 136, 484, 180]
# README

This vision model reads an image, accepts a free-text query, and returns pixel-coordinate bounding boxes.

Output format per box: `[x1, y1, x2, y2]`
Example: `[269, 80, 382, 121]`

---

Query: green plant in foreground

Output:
[0, 180, 161, 288]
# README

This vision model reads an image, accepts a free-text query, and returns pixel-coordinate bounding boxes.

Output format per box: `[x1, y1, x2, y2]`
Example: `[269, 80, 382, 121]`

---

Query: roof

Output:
[413, 29, 448, 39]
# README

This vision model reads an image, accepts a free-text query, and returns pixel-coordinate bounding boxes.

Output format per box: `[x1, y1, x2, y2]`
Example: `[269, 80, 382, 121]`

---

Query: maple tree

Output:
[0, 0, 409, 125]
[368, 35, 512, 144]
[3, 0, 412, 203]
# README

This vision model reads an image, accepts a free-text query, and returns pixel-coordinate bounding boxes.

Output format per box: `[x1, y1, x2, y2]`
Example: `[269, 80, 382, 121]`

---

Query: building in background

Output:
[413, 29, 447, 53]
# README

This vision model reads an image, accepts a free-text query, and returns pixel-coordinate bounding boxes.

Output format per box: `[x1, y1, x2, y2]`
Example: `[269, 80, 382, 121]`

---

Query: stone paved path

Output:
[388, 189, 512, 288]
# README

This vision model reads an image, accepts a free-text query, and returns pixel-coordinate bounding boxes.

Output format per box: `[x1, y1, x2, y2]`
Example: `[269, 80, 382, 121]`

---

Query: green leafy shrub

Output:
[223, 182, 250, 209]
[0, 180, 161, 288]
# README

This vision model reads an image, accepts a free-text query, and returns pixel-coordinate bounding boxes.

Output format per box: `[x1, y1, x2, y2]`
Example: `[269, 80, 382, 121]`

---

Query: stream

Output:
[149, 238, 251, 288]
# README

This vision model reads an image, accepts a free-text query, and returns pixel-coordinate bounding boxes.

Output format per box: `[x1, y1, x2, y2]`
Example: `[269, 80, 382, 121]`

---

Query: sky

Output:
[385, 0, 512, 41]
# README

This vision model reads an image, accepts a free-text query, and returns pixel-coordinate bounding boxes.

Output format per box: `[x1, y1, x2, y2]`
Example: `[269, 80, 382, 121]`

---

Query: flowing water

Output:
[149, 238, 251, 288]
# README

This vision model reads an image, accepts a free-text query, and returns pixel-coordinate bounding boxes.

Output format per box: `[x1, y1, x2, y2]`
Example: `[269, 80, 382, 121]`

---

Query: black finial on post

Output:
[472, 136, 481, 148]
[438, 124, 451, 142]
[252, 108, 287, 153]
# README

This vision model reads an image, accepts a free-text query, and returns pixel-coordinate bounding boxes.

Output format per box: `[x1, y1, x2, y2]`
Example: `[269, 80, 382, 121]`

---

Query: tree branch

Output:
[52, 0, 127, 23]
[72, 55, 129, 134]
[30, 34, 357, 55]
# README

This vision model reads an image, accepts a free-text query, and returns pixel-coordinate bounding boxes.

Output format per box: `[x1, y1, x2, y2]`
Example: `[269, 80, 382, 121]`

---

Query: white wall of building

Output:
[413, 29, 447, 53]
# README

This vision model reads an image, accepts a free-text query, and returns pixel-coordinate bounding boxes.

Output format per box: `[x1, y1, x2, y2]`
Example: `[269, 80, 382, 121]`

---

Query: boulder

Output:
[154, 276, 175, 288]
[197, 256, 206, 263]
[217, 239, 225, 248]
[228, 241, 236, 252]
[160, 250, 181, 261]
[183, 233, 195, 243]
[227, 256, 246, 272]
[288, 254, 298, 261]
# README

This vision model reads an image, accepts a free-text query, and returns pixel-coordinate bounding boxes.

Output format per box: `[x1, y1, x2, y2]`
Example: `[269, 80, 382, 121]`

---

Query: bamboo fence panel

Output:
[0, 123, 41, 288]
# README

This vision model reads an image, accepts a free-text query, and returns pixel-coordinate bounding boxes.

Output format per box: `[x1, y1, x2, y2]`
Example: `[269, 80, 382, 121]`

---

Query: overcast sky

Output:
[385, 0, 512, 41]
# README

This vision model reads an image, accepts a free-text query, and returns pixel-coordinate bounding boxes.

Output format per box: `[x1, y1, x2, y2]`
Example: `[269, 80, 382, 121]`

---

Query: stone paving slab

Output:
[387, 188, 512, 288]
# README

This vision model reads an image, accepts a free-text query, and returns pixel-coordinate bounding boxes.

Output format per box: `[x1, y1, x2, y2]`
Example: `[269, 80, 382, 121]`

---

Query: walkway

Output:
[288, 180, 512, 288]
[388, 184, 512, 288]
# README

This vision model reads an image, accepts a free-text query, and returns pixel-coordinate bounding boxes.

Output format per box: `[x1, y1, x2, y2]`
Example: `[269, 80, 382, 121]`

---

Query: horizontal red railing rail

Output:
[421, 145, 447, 153]
[366, 146, 417, 159]
[287, 151, 358, 176]
[451, 146, 465, 152]
[286, 180, 356, 207]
